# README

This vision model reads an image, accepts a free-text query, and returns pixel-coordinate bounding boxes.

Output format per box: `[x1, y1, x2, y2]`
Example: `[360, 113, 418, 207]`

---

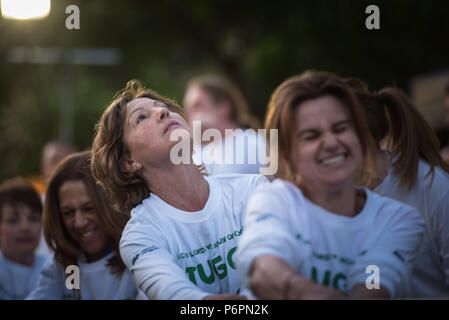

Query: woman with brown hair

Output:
[91, 80, 267, 300]
[27, 151, 141, 299]
[183, 74, 266, 175]
[347, 78, 449, 297]
[236, 71, 424, 299]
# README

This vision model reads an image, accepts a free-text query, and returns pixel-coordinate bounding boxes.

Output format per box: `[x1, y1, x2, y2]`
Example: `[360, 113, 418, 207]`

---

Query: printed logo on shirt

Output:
[393, 250, 405, 262]
[310, 266, 348, 292]
[177, 227, 244, 260]
[185, 246, 238, 285]
[295, 233, 369, 266]
[132, 245, 160, 266]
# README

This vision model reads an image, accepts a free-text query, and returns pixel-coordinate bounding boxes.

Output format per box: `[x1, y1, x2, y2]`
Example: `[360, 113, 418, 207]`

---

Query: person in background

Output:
[29, 140, 77, 256]
[236, 71, 424, 299]
[0, 178, 47, 299]
[91, 80, 268, 300]
[183, 74, 267, 175]
[347, 78, 449, 298]
[29, 140, 77, 198]
[27, 151, 141, 299]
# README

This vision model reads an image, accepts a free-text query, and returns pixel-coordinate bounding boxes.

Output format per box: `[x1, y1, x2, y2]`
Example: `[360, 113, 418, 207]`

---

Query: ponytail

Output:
[377, 88, 449, 189]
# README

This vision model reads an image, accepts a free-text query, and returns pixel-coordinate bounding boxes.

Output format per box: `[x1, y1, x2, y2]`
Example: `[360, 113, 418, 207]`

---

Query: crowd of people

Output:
[0, 71, 448, 300]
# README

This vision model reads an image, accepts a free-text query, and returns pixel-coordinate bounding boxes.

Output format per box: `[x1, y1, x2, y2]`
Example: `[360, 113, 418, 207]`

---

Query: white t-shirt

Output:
[193, 129, 267, 175]
[375, 158, 449, 297]
[0, 252, 48, 299]
[27, 252, 141, 300]
[236, 179, 425, 298]
[120, 174, 268, 300]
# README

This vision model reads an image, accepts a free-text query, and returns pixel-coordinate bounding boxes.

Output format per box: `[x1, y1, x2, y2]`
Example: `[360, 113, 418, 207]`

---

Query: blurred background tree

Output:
[0, 0, 448, 180]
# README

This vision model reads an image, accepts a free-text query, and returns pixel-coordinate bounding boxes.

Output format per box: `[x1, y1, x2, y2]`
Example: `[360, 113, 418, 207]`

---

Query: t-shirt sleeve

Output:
[431, 191, 449, 287]
[347, 204, 425, 298]
[236, 182, 305, 287]
[26, 256, 65, 300]
[120, 220, 209, 300]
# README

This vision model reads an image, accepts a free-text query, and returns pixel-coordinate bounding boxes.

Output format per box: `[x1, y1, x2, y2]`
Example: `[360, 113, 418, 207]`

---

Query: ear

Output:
[120, 154, 140, 174]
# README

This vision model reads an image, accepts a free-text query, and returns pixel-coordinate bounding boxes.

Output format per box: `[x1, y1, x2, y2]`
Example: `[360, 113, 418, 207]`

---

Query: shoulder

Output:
[365, 189, 424, 227]
[247, 179, 302, 213]
[121, 204, 166, 249]
[209, 173, 269, 191]
[35, 254, 50, 268]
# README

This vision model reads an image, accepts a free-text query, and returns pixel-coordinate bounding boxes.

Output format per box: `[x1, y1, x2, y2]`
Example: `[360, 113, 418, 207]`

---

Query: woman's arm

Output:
[249, 255, 346, 300]
[26, 257, 65, 300]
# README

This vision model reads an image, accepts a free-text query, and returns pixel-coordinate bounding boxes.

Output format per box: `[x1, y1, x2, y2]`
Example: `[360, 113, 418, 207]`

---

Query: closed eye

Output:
[333, 120, 351, 133]
[136, 113, 147, 124]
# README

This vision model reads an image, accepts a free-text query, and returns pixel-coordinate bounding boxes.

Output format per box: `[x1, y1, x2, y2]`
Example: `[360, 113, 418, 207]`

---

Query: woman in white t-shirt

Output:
[183, 74, 266, 175]
[236, 71, 425, 299]
[347, 78, 449, 297]
[91, 80, 268, 300]
[0, 178, 48, 299]
[27, 151, 140, 300]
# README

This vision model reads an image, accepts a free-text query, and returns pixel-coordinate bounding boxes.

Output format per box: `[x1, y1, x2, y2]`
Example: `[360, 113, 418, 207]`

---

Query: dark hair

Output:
[347, 78, 449, 189]
[91, 80, 185, 212]
[185, 74, 261, 129]
[0, 178, 42, 220]
[44, 151, 129, 274]
[265, 71, 376, 184]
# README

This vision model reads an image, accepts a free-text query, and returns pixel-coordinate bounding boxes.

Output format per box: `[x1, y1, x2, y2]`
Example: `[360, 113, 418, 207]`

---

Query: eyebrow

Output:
[128, 107, 144, 125]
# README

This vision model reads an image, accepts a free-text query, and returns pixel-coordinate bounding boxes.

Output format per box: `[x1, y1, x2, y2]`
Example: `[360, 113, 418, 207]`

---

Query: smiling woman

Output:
[27, 151, 142, 300]
[236, 71, 426, 299]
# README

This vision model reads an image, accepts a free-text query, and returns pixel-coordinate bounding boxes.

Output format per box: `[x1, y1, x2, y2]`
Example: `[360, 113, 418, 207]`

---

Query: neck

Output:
[301, 180, 362, 217]
[3, 251, 34, 266]
[370, 148, 390, 190]
[142, 163, 209, 212]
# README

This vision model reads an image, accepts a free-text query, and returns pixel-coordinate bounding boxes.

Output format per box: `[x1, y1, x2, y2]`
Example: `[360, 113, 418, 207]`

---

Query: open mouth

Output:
[164, 120, 181, 133]
[80, 227, 98, 239]
[318, 153, 348, 166]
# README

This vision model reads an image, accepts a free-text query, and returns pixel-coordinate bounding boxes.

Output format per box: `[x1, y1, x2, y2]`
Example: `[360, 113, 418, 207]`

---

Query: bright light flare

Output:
[1, 0, 51, 20]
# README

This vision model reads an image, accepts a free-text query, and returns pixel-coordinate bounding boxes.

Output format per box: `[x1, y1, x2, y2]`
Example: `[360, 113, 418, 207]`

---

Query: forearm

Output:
[249, 255, 324, 299]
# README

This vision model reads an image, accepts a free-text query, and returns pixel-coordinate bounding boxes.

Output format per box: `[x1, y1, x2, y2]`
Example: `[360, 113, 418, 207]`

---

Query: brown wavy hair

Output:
[91, 80, 185, 213]
[44, 151, 128, 274]
[265, 71, 376, 184]
[185, 74, 261, 130]
[346, 77, 449, 189]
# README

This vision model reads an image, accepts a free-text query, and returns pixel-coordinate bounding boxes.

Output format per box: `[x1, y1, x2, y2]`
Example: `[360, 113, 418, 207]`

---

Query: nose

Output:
[156, 106, 169, 122]
[73, 211, 88, 230]
[18, 218, 32, 232]
[322, 131, 339, 150]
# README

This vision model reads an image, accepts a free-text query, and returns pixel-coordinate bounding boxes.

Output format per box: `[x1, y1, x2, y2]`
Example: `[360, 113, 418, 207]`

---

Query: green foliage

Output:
[0, 0, 448, 180]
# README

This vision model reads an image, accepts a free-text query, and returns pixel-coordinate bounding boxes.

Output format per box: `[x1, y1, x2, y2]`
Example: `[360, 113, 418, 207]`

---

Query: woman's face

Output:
[0, 203, 41, 260]
[183, 86, 227, 131]
[291, 95, 363, 192]
[59, 180, 108, 262]
[124, 98, 191, 167]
